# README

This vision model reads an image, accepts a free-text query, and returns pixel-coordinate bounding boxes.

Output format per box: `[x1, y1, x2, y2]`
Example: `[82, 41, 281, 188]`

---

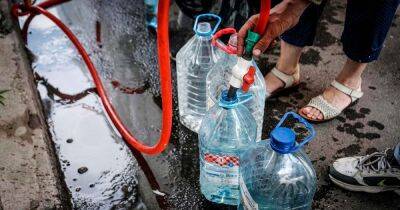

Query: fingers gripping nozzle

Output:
[227, 30, 260, 98]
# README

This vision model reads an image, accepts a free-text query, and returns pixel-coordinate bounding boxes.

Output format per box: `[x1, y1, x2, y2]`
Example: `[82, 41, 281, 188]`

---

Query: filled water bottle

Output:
[176, 14, 222, 132]
[144, 0, 158, 29]
[207, 28, 266, 140]
[199, 89, 257, 205]
[239, 112, 317, 210]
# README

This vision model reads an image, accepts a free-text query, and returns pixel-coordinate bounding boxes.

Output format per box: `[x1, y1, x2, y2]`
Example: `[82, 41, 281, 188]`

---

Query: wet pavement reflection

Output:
[23, 0, 243, 209]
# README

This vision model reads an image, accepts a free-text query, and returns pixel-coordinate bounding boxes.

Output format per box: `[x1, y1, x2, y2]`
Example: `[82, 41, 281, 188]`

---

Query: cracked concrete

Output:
[0, 1, 69, 209]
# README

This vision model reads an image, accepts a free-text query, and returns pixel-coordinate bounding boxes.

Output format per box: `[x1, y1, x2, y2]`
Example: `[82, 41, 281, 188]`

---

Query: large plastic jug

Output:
[199, 89, 257, 205]
[207, 28, 266, 141]
[176, 13, 222, 132]
[239, 112, 316, 210]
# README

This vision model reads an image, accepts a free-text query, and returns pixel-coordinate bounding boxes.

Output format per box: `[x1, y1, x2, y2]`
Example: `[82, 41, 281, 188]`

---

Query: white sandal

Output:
[299, 80, 364, 122]
[266, 66, 300, 98]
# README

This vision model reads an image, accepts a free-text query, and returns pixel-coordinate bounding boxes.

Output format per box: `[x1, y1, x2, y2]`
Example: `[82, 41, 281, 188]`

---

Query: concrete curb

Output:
[0, 1, 70, 209]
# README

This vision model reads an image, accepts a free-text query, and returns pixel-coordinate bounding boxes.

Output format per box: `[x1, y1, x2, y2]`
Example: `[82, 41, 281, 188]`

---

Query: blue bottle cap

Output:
[219, 90, 238, 109]
[270, 127, 296, 154]
[195, 22, 212, 36]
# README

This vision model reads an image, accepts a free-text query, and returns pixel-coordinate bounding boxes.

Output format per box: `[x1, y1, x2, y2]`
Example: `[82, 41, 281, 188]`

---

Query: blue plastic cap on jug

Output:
[219, 89, 238, 107]
[199, 88, 257, 205]
[238, 112, 317, 209]
[270, 127, 296, 154]
[218, 90, 253, 109]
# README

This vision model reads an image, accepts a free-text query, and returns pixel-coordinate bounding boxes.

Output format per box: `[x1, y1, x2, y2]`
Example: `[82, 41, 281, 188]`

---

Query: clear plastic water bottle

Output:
[176, 14, 222, 132]
[206, 30, 266, 140]
[144, 0, 158, 29]
[239, 112, 317, 210]
[199, 89, 257, 205]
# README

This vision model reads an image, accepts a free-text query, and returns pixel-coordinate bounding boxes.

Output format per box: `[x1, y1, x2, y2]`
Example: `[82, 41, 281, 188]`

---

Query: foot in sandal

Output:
[299, 59, 366, 122]
[299, 80, 363, 121]
[265, 41, 302, 97]
[265, 65, 300, 97]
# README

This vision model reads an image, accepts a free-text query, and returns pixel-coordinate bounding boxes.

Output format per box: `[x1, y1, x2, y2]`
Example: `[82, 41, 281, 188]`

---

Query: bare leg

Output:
[266, 40, 303, 93]
[300, 58, 367, 120]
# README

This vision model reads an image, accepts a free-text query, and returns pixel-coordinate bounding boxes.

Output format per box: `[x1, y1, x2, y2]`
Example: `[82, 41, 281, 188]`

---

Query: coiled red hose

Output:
[11, 0, 269, 156]
[12, 0, 172, 155]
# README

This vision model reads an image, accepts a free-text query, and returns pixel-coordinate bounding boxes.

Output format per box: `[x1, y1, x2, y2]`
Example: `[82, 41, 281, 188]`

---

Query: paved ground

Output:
[0, 1, 69, 209]
[257, 1, 400, 209]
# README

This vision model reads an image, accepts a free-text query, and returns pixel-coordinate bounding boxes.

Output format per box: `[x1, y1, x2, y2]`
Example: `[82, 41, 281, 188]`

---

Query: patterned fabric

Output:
[205, 153, 240, 167]
[307, 95, 341, 120]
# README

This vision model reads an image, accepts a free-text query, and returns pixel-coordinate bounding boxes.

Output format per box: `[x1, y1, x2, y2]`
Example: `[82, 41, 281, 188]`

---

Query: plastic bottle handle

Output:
[211, 28, 237, 54]
[193, 13, 222, 36]
[218, 91, 252, 109]
[237, 91, 253, 105]
[274, 112, 316, 152]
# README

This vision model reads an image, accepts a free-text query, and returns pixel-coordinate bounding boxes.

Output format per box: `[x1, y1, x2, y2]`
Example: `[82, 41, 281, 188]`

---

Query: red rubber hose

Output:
[12, 0, 172, 155]
[255, 0, 271, 35]
[12, 0, 269, 156]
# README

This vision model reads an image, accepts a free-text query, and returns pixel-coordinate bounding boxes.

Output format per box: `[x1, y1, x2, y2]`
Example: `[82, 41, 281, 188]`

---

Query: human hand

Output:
[237, 0, 310, 57]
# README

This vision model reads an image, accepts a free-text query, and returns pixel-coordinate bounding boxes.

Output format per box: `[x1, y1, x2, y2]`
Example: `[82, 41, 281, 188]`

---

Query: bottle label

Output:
[239, 175, 258, 210]
[203, 153, 239, 185]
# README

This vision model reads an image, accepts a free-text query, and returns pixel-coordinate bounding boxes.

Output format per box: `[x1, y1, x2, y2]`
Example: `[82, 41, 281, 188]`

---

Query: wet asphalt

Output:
[20, 0, 400, 209]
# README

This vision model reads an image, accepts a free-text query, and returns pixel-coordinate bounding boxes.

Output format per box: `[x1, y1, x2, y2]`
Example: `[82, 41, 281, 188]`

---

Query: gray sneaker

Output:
[329, 149, 400, 194]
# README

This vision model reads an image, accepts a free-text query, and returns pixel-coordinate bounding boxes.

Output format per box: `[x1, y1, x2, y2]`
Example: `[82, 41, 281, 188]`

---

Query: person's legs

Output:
[300, 0, 400, 120]
[266, 1, 327, 93]
[341, 0, 400, 63]
[301, 60, 367, 120]
[266, 40, 302, 93]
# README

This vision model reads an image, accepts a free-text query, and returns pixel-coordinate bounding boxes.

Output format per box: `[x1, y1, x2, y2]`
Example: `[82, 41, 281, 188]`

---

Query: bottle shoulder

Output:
[199, 106, 257, 150]
[242, 142, 316, 179]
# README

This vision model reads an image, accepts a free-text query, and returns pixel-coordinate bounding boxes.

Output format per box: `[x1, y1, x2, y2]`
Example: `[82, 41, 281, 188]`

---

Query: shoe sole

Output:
[329, 174, 400, 195]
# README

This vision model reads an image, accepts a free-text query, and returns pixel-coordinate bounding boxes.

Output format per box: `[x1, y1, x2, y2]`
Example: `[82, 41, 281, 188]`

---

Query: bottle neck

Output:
[196, 34, 212, 41]
[242, 50, 253, 61]
[219, 90, 238, 109]
[227, 86, 238, 100]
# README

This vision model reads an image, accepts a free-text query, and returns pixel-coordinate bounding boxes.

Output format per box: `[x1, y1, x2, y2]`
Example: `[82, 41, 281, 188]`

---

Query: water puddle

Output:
[20, 0, 240, 209]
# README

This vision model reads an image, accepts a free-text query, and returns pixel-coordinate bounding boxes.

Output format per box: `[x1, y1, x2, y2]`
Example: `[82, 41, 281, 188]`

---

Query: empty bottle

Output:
[239, 112, 317, 210]
[176, 14, 222, 132]
[144, 0, 158, 29]
[199, 89, 257, 205]
[206, 29, 266, 140]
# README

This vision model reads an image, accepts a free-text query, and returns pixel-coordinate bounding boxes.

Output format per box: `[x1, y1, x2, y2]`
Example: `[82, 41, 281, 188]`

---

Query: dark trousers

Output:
[277, 0, 400, 63]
